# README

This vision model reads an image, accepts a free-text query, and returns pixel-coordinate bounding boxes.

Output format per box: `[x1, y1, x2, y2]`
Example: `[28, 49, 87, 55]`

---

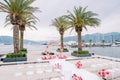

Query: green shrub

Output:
[57, 48, 60, 50]
[20, 52, 26, 57]
[49, 52, 54, 55]
[6, 52, 15, 58]
[6, 52, 26, 58]
[64, 48, 68, 51]
[73, 50, 89, 54]
[57, 48, 69, 52]
[57, 48, 68, 51]
[73, 50, 78, 53]
[20, 48, 27, 53]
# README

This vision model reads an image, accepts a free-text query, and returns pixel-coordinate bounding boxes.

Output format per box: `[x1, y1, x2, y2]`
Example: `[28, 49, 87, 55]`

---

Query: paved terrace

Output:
[0, 51, 120, 80]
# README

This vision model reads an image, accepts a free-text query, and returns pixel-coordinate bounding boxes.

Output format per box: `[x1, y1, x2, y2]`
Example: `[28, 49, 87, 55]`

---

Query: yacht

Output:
[111, 43, 120, 47]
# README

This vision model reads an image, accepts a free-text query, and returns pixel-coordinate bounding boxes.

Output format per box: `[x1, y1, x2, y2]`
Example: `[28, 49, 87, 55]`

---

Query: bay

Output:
[0, 44, 120, 58]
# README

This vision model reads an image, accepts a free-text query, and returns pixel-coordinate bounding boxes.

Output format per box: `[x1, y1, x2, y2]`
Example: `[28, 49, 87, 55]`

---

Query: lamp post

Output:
[111, 35, 113, 44]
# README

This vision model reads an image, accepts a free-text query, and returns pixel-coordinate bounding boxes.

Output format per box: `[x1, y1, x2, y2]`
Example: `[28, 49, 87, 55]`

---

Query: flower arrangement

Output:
[98, 69, 110, 80]
[55, 63, 62, 69]
[72, 74, 83, 80]
[57, 47, 69, 52]
[44, 45, 49, 54]
[57, 54, 67, 59]
[41, 55, 56, 60]
[41, 53, 67, 60]
[75, 61, 82, 68]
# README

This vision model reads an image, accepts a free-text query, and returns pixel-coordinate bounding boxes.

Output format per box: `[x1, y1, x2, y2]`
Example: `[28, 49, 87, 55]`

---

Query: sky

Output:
[0, 0, 120, 41]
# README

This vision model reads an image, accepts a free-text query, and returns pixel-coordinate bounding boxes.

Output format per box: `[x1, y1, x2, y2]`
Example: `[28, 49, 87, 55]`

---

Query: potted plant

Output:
[1, 51, 27, 62]
[71, 50, 91, 57]
[49, 52, 54, 55]
[56, 48, 69, 52]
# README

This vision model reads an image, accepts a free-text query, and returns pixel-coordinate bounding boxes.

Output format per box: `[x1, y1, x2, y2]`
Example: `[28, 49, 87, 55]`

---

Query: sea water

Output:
[69, 46, 120, 58]
[0, 44, 120, 58]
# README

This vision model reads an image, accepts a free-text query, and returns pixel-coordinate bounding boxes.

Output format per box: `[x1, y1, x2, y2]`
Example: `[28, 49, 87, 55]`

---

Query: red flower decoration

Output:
[55, 63, 61, 69]
[72, 74, 83, 80]
[98, 71, 101, 75]
[98, 68, 110, 78]
[102, 69, 105, 71]
[75, 61, 82, 68]
[46, 46, 48, 48]
[106, 72, 109, 75]
[102, 71, 105, 75]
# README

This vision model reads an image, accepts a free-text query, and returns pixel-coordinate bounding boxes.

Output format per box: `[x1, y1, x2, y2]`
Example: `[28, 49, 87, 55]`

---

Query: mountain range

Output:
[64, 32, 120, 43]
[0, 32, 120, 44]
[0, 36, 40, 45]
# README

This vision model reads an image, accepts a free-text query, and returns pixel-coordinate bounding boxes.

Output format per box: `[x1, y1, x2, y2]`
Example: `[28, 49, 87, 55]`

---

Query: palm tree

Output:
[0, 0, 38, 53]
[19, 14, 37, 50]
[51, 16, 69, 48]
[65, 6, 100, 50]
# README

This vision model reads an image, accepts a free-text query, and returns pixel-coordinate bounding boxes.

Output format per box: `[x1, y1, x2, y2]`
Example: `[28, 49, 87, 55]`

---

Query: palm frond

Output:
[51, 16, 70, 33]
[65, 6, 101, 31]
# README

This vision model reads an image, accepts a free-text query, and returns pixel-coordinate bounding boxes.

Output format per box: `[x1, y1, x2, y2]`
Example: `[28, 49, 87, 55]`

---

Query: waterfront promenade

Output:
[0, 51, 120, 80]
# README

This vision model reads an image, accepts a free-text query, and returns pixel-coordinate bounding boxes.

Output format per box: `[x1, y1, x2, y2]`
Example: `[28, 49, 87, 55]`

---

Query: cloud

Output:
[81, 11, 120, 35]
[100, 12, 120, 33]
[0, 0, 120, 41]
[24, 26, 59, 41]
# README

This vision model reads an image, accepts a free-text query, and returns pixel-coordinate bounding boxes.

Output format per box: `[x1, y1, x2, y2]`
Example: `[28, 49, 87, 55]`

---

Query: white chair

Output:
[36, 70, 44, 74]
[50, 77, 61, 80]
[26, 71, 34, 75]
[15, 72, 22, 76]
[106, 68, 120, 79]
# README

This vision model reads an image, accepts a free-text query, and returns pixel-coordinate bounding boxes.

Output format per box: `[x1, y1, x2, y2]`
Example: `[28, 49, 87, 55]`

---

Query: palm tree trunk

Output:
[77, 31, 82, 50]
[13, 25, 19, 53]
[60, 34, 64, 48]
[20, 30, 24, 50]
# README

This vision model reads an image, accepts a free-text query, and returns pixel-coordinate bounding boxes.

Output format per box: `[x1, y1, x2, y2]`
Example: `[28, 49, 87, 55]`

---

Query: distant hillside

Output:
[0, 36, 40, 44]
[64, 32, 120, 43]
[1, 32, 120, 44]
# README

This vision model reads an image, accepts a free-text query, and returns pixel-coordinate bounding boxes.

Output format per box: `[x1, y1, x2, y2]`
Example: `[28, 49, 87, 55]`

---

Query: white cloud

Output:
[0, 0, 120, 41]
[24, 26, 59, 41]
